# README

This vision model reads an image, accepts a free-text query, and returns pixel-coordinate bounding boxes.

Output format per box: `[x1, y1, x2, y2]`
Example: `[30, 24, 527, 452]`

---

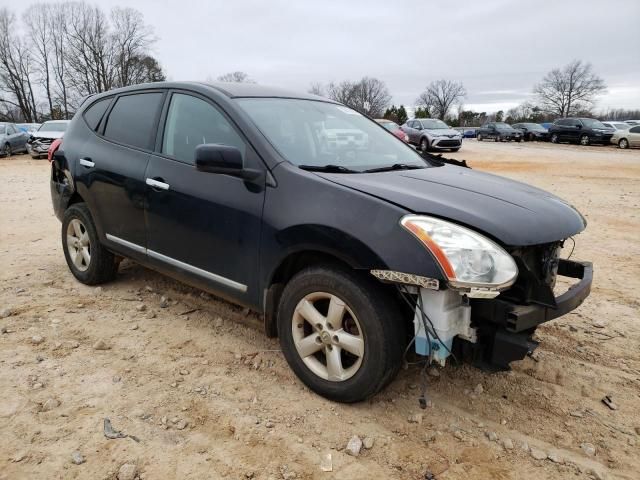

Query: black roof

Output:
[89, 81, 331, 102]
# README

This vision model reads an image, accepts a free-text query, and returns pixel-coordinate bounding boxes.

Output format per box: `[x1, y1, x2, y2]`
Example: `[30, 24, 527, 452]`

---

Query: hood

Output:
[31, 131, 64, 140]
[424, 128, 460, 137]
[317, 165, 586, 246]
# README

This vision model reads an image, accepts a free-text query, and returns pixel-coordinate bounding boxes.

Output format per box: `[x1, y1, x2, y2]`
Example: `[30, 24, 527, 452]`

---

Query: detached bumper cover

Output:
[474, 259, 593, 333]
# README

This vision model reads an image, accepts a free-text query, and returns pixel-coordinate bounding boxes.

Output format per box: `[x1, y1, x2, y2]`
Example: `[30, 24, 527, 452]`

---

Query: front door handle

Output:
[79, 158, 95, 168]
[146, 178, 170, 191]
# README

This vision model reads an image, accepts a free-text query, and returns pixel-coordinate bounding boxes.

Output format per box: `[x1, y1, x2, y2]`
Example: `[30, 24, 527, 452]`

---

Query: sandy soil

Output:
[1, 140, 639, 480]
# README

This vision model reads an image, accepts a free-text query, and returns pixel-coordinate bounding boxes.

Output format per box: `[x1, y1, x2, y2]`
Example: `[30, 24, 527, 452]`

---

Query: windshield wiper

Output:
[298, 164, 359, 173]
[362, 163, 425, 173]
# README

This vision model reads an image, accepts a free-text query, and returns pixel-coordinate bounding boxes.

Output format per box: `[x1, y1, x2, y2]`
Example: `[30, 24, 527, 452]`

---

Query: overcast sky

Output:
[14, 0, 640, 112]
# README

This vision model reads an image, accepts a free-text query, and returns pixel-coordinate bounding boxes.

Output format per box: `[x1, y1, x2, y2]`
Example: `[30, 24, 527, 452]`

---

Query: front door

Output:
[145, 91, 266, 304]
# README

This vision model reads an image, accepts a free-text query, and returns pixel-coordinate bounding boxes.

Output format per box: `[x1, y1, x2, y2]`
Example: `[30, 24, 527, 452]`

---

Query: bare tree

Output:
[50, 2, 71, 118]
[0, 8, 39, 122]
[416, 79, 466, 120]
[308, 82, 324, 96]
[110, 7, 154, 88]
[216, 71, 254, 83]
[326, 77, 390, 117]
[23, 3, 54, 118]
[533, 60, 606, 117]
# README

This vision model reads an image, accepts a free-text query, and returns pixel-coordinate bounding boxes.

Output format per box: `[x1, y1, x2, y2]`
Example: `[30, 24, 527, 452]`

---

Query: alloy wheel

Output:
[291, 292, 364, 381]
[551, 134, 558, 143]
[66, 218, 91, 272]
[580, 135, 590, 146]
[619, 139, 629, 149]
[420, 138, 428, 151]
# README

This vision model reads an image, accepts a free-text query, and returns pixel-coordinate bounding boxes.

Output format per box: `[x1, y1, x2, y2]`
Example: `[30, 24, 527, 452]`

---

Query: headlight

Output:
[400, 215, 518, 290]
[403, 134, 409, 142]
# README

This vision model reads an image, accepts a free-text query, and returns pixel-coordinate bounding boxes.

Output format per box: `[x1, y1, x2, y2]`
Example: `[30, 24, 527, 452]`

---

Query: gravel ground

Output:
[1, 140, 639, 480]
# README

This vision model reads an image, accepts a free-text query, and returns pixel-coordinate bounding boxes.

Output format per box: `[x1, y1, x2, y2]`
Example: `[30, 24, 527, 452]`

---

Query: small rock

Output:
[0, 307, 12, 318]
[590, 469, 608, 480]
[31, 335, 45, 345]
[502, 438, 514, 450]
[214, 317, 224, 328]
[345, 435, 362, 456]
[320, 453, 333, 472]
[485, 431, 498, 442]
[530, 447, 547, 460]
[112, 375, 121, 383]
[592, 320, 606, 329]
[71, 451, 85, 465]
[408, 413, 423, 424]
[130, 324, 138, 331]
[160, 296, 169, 308]
[135, 304, 147, 312]
[12, 452, 27, 462]
[427, 366, 440, 377]
[1, 326, 8, 334]
[175, 419, 188, 430]
[145, 285, 154, 292]
[93, 339, 109, 350]
[363, 437, 375, 449]
[117, 463, 137, 480]
[146, 311, 156, 319]
[41, 397, 61, 412]
[581, 442, 596, 457]
[570, 410, 584, 418]
[453, 430, 464, 441]
[474, 384, 484, 395]
[547, 451, 564, 464]
[265, 421, 274, 428]
[179, 369, 189, 375]
[94, 286, 103, 294]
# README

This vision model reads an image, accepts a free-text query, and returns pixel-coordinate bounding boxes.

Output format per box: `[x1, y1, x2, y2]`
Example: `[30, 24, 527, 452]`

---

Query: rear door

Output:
[76, 91, 165, 261]
[144, 90, 266, 304]
[630, 126, 640, 146]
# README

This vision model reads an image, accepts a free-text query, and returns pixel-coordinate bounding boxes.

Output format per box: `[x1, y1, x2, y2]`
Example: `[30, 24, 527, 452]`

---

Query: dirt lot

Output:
[1, 140, 639, 480]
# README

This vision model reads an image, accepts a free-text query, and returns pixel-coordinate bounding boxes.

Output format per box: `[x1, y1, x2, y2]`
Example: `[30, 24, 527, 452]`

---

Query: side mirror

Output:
[194, 144, 261, 180]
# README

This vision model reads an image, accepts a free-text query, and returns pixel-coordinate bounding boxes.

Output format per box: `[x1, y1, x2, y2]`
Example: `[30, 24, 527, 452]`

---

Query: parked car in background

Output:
[624, 120, 640, 126]
[375, 119, 409, 142]
[548, 118, 614, 146]
[17, 123, 41, 134]
[511, 123, 549, 141]
[27, 120, 70, 158]
[401, 118, 462, 151]
[611, 125, 640, 149]
[50, 81, 592, 402]
[454, 127, 477, 138]
[0, 122, 30, 156]
[540, 122, 553, 130]
[601, 121, 631, 131]
[476, 122, 522, 142]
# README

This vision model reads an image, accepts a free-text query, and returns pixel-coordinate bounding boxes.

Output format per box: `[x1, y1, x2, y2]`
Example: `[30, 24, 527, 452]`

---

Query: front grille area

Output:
[437, 139, 461, 147]
[501, 242, 563, 307]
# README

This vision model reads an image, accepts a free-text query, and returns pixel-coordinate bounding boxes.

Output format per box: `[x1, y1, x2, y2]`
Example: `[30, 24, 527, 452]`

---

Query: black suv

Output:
[548, 118, 615, 146]
[50, 82, 592, 402]
[476, 122, 523, 142]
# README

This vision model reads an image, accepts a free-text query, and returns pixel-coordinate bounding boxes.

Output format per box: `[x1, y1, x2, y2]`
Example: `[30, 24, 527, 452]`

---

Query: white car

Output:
[601, 121, 631, 131]
[320, 117, 368, 150]
[624, 120, 640, 126]
[27, 120, 70, 158]
[611, 125, 640, 149]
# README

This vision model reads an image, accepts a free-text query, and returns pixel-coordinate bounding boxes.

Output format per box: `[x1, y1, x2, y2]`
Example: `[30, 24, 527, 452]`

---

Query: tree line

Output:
[0, 2, 165, 123]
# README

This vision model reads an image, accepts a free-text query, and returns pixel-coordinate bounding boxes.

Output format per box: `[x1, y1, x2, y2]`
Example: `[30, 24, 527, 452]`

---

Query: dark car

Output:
[476, 122, 523, 142]
[50, 82, 592, 403]
[511, 123, 549, 141]
[0, 122, 30, 156]
[548, 118, 615, 146]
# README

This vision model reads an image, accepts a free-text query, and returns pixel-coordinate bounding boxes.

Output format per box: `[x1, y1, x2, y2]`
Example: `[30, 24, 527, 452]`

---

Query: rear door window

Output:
[83, 97, 112, 131]
[161, 93, 245, 165]
[103, 92, 163, 150]
[630, 126, 640, 133]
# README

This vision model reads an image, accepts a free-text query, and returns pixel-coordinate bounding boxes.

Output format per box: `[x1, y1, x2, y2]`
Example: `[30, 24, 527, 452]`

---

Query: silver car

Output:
[401, 118, 462, 152]
[611, 125, 640, 149]
[27, 120, 70, 158]
[0, 122, 30, 157]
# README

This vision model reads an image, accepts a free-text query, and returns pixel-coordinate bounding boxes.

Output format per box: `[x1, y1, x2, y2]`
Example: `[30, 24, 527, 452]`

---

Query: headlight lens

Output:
[400, 215, 518, 289]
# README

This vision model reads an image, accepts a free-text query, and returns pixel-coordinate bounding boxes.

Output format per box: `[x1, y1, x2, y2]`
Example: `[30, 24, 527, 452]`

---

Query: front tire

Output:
[1, 142, 10, 157]
[550, 133, 559, 143]
[579, 134, 590, 146]
[277, 265, 406, 403]
[420, 137, 429, 152]
[618, 138, 629, 149]
[62, 203, 118, 285]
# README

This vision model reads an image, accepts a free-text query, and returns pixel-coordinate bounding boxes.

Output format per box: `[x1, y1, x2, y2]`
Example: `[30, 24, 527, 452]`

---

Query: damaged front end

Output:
[373, 228, 593, 371]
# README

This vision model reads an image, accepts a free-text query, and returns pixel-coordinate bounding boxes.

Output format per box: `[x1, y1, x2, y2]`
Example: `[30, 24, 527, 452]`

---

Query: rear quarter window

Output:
[83, 97, 112, 131]
[103, 92, 164, 150]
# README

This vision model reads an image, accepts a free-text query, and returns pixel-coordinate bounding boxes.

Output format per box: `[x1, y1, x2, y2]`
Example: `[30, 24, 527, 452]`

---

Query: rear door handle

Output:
[79, 158, 95, 168]
[146, 178, 170, 191]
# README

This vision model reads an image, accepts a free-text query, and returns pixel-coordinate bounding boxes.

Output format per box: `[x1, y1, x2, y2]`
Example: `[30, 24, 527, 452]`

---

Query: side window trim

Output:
[99, 89, 167, 152]
[154, 89, 249, 165]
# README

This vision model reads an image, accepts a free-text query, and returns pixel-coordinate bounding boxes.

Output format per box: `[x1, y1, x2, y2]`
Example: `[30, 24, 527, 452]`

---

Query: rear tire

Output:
[550, 133, 559, 143]
[277, 265, 406, 403]
[477, 133, 483, 141]
[618, 138, 629, 149]
[62, 203, 118, 285]
[579, 134, 590, 146]
[420, 137, 429, 152]
[1, 142, 10, 157]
